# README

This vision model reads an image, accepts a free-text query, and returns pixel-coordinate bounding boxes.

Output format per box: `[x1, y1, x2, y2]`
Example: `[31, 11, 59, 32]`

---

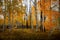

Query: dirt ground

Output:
[0, 29, 60, 40]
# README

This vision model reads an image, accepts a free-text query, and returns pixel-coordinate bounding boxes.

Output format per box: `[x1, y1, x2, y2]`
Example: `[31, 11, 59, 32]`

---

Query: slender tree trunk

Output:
[40, 11, 43, 32]
[35, 0, 38, 31]
[30, 0, 33, 29]
[25, 14, 28, 28]
[9, 0, 13, 31]
[59, 0, 60, 30]
[2, 0, 5, 31]
[42, 0, 46, 32]
[30, 12, 33, 29]
[40, 0, 46, 32]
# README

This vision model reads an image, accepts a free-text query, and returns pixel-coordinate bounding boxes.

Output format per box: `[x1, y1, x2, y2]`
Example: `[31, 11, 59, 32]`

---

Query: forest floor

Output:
[0, 28, 60, 40]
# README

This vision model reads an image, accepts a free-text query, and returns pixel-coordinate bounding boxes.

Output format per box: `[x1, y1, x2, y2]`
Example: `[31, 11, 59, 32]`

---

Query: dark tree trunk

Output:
[26, 21, 28, 28]
[40, 11, 46, 32]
